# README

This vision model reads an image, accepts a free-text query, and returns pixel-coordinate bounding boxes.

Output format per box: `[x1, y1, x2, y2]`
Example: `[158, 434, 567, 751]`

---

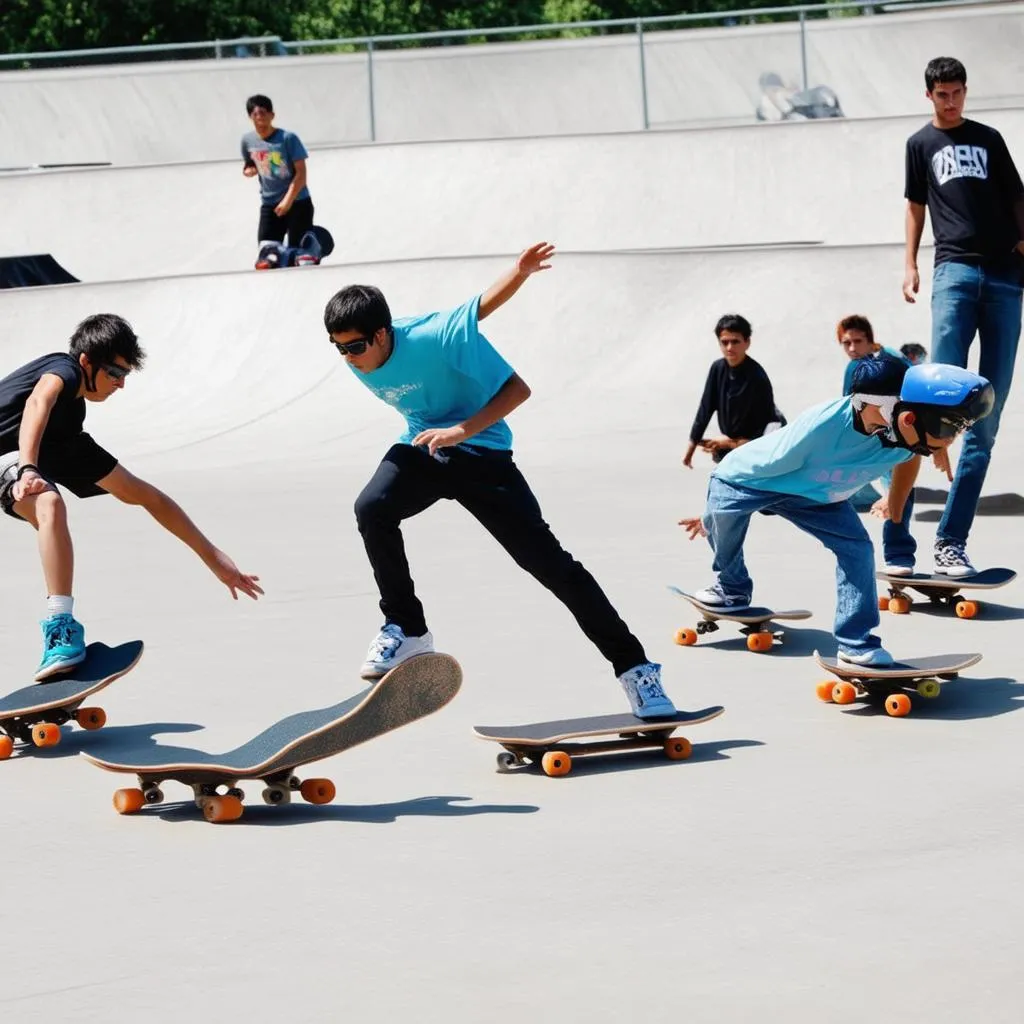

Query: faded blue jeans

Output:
[703, 477, 882, 655]
[931, 260, 1023, 544]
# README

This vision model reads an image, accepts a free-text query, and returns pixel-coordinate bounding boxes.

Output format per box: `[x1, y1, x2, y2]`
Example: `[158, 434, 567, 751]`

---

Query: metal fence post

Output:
[637, 20, 650, 131]
[799, 9, 808, 92]
[367, 38, 377, 142]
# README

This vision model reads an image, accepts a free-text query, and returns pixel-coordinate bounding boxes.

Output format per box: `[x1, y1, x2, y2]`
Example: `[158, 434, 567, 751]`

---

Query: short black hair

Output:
[925, 57, 966, 92]
[246, 94, 274, 115]
[714, 314, 751, 340]
[324, 285, 392, 338]
[68, 314, 145, 369]
[850, 354, 907, 396]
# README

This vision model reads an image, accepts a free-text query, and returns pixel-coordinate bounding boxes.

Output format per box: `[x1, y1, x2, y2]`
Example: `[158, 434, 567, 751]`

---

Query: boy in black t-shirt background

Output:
[0, 314, 263, 680]
[903, 56, 1024, 576]
[683, 314, 784, 468]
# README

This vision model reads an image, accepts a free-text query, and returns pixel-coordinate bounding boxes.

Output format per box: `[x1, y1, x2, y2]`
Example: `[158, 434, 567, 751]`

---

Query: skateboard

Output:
[255, 225, 334, 269]
[877, 567, 1016, 618]
[814, 650, 982, 717]
[474, 706, 725, 776]
[82, 652, 461, 823]
[668, 585, 811, 652]
[0, 641, 144, 759]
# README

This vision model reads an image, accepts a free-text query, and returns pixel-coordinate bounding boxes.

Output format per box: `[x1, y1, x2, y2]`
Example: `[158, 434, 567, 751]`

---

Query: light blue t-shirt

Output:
[348, 295, 515, 450]
[240, 128, 310, 205]
[713, 397, 914, 503]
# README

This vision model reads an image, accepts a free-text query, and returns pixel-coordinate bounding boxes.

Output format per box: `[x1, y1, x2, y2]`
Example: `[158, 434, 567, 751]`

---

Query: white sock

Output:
[47, 595, 74, 617]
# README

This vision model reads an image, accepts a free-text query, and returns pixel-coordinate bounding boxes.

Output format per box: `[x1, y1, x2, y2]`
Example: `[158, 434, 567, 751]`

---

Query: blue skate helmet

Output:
[896, 364, 994, 449]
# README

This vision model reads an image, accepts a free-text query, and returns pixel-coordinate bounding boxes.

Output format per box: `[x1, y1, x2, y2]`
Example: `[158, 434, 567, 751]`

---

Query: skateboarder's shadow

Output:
[152, 795, 540, 826]
[31, 722, 204, 760]
[700, 627, 836, 658]
[841, 675, 1024, 721]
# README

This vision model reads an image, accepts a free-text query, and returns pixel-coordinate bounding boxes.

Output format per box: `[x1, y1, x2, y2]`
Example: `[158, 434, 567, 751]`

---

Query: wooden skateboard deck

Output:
[877, 567, 1016, 618]
[473, 706, 724, 776]
[814, 650, 982, 717]
[668, 585, 811, 652]
[0, 641, 144, 759]
[83, 652, 462, 823]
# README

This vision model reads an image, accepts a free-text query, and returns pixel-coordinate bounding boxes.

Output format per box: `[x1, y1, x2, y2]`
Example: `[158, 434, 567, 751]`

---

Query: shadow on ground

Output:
[10, 722, 204, 761]
[683, 627, 837, 658]
[839, 675, 1023, 720]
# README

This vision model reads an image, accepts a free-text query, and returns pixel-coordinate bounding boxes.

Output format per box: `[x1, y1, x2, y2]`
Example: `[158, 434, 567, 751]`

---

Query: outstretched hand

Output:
[209, 549, 264, 600]
[517, 242, 555, 277]
[678, 516, 707, 540]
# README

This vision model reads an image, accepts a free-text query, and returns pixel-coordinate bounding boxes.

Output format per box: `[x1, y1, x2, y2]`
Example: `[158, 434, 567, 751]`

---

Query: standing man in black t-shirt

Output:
[903, 56, 1024, 576]
[0, 314, 263, 680]
[683, 314, 784, 468]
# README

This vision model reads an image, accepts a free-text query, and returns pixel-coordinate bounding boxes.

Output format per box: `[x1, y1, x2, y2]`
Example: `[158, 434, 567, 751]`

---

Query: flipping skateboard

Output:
[814, 650, 982, 717]
[877, 567, 1016, 618]
[0, 641, 144, 759]
[82, 652, 461, 823]
[668, 585, 811, 652]
[474, 706, 725, 776]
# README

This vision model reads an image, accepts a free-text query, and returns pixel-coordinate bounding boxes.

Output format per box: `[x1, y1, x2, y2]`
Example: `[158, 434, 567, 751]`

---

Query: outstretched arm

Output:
[97, 465, 263, 600]
[478, 243, 555, 321]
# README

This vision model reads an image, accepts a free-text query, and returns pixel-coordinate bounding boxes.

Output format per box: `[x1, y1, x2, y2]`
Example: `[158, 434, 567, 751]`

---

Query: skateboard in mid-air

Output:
[82, 652, 462, 823]
[474, 706, 725, 776]
[0, 641, 144, 760]
[814, 650, 982, 717]
[877, 567, 1016, 618]
[668, 585, 811, 652]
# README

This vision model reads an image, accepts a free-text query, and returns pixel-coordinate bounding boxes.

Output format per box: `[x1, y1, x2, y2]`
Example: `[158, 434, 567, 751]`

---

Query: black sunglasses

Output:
[101, 363, 131, 381]
[332, 337, 372, 357]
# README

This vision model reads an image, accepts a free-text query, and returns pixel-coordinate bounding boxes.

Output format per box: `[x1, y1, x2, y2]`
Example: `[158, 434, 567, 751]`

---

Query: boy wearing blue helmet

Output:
[680, 360, 994, 665]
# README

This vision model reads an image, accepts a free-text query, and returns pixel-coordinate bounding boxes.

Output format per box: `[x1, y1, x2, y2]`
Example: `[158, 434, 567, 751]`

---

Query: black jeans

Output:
[354, 444, 648, 676]
[258, 197, 314, 248]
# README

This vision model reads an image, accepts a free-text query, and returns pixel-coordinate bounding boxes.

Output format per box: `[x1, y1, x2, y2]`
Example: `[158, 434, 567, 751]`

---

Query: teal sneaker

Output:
[35, 614, 87, 681]
[618, 662, 677, 719]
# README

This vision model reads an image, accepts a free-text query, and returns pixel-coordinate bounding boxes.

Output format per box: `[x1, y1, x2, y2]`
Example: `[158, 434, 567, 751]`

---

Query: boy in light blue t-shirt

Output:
[322, 243, 680, 720]
[680, 359, 993, 666]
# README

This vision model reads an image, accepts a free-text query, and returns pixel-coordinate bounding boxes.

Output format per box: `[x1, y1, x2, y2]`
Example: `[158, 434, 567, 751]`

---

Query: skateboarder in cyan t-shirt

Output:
[322, 242, 677, 720]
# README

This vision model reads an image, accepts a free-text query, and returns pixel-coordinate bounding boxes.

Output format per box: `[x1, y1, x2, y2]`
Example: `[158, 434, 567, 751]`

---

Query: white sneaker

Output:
[837, 647, 894, 668]
[360, 624, 434, 680]
[693, 583, 749, 607]
[934, 541, 976, 578]
[618, 662, 677, 720]
[882, 564, 914, 577]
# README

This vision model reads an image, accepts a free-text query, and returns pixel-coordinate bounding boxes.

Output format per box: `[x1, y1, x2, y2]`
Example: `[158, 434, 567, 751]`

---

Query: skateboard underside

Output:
[878, 569, 1015, 618]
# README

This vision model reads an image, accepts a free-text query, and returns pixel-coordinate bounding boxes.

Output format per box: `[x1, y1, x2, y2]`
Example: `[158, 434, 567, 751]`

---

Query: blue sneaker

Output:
[618, 662, 677, 719]
[837, 646, 894, 668]
[35, 614, 87, 681]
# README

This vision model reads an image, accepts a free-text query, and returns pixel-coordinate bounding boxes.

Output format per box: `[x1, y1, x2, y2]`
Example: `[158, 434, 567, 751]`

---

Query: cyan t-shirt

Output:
[240, 128, 310, 205]
[713, 397, 913, 503]
[348, 295, 516, 450]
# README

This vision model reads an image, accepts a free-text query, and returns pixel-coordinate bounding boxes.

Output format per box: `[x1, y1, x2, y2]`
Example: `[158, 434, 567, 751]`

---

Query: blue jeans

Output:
[931, 260, 1023, 544]
[703, 477, 882, 654]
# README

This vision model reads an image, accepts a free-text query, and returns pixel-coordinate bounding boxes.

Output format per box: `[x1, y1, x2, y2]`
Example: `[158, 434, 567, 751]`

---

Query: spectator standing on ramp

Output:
[903, 56, 1024, 576]
[323, 242, 678, 720]
[241, 94, 314, 267]
[683, 314, 785, 469]
[0, 315, 263, 680]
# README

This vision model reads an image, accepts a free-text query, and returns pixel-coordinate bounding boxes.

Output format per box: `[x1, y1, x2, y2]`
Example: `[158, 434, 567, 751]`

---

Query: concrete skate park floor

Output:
[2, 256, 1023, 1021]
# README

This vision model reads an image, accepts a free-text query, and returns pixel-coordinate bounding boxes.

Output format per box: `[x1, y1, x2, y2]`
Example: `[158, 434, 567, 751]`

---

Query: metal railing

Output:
[0, 0, 990, 140]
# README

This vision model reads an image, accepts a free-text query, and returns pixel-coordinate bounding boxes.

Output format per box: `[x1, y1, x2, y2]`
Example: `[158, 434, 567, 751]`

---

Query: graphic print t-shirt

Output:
[0, 353, 117, 497]
[905, 119, 1024, 267]
[240, 128, 310, 205]
[347, 295, 516, 451]
[713, 397, 913, 504]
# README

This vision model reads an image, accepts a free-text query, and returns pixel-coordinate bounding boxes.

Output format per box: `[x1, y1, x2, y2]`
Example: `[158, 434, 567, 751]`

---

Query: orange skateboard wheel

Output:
[815, 681, 837, 702]
[31, 723, 61, 748]
[746, 632, 772, 653]
[674, 628, 698, 646]
[878, 596, 890, 611]
[663, 736, 692, 760]
[113, 788, 145, 815]
[541, 751, 572, 777]
[832, 681, 857, 705]
[885, 693, 912, 717]
[955, 600, 978, 619]
[300, 778, 336, 805]
[888, 597, 911, 615]
[203, 795, 244, 823]
[0, 736, 13, 760]
[77, 707, 106, 730]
